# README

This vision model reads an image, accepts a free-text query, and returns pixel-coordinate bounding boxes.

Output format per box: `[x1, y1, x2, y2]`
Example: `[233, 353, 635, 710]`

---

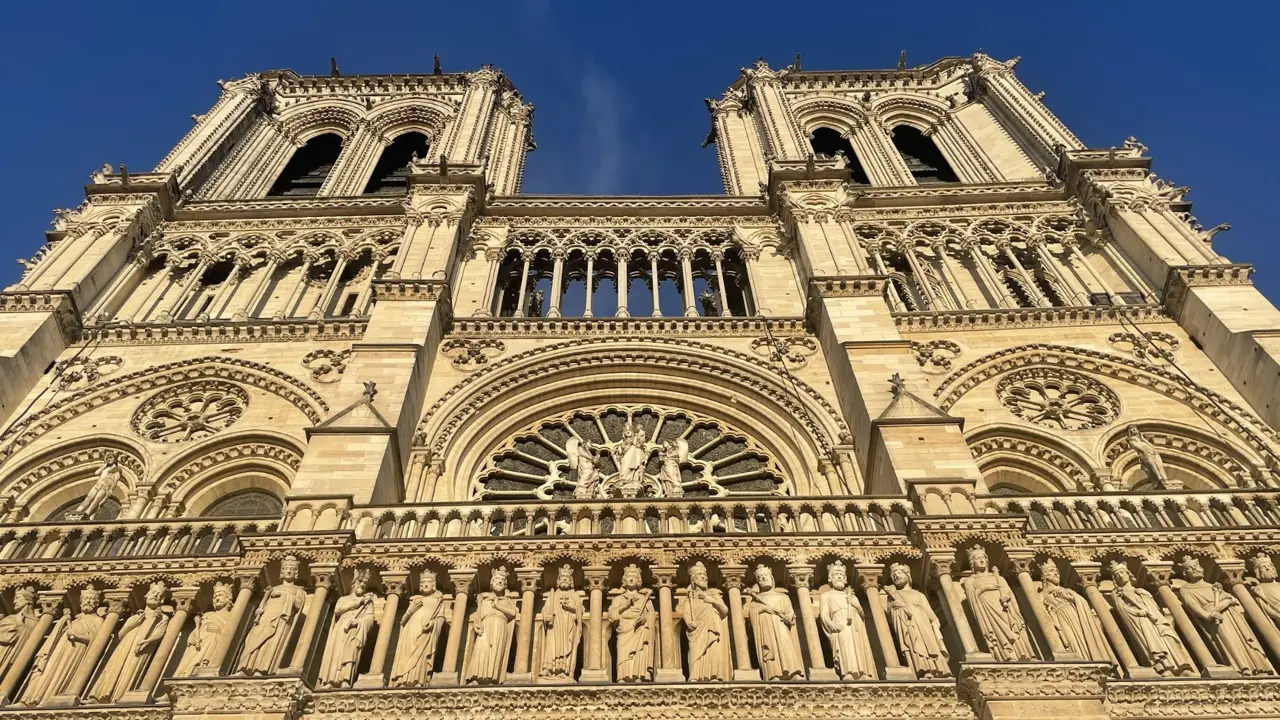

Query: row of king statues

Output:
[0, 551, 1278, 706]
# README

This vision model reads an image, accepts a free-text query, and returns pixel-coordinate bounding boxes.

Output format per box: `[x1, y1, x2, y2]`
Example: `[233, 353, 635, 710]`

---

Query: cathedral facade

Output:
[0, 53, 1278, 720]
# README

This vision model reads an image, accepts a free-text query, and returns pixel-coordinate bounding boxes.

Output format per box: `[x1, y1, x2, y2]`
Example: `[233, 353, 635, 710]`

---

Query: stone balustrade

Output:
[976, 489, 1280, 531]
[0, 516, 279, 562]
[340, 496, 914, 539]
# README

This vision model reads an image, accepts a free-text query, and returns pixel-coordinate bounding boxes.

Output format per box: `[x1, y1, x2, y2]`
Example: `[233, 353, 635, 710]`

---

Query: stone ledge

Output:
[452, 316, 809, 338]
[164, 675, 310, 719]
[894, 304, 1166, 333]
[81, 319, 366, 346]
[1105, 677, 1280, 718]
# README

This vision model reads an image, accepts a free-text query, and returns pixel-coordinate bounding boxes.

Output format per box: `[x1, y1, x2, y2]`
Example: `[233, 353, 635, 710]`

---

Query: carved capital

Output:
[449, 568, 477, 595]
[1216, 560, 1248, 586]
[854, 564, 885, 590]
[172, 587, 200, 613]
[720, 564, 748, 591]
[583, 566, 610, 592]
[786, 564, 814, 590]
[1072, 562, 1102, 589]
[1144, 562, 1175, 587]
[104, 590, 132, 616]
[381, 572, 410, 597]
[651, 565, 678, 588]
[515, 567, 541, 593]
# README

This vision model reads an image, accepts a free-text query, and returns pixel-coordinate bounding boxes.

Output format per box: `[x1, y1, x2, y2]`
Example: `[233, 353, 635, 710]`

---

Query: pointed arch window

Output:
[363, 132, 429, 195]
[267, 133, 344, 197]
[809, 127, 869, 184]
[891, 126, 958, 184]
[202, 489, 283, 518]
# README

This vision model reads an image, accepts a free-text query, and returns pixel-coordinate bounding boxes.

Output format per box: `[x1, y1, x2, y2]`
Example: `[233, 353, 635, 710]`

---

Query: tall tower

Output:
[0, 54, 1277, 720]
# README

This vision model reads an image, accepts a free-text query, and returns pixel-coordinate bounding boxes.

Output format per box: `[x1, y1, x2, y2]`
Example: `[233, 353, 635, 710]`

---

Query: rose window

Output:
[132, 381, 249, 443]
[475, 405, 787, 500]
[996, 369, 1118, 430]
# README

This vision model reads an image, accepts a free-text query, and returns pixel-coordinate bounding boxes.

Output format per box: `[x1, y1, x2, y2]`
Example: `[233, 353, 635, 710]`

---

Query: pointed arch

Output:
[1098, 421, 1258, 490]
[152, 431, 303, 517]
[267, 132, 344, 197]
[966, 424, 1096, 493]
[0, 436, 148, 521]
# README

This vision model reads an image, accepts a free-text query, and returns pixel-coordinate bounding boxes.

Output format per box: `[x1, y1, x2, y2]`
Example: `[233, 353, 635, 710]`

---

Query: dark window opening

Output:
[202, 490, 283, 518]
[809, 127, 869, 184]
[340, 293, 358, 316]
[268, 133, 344, 197]
[363, 132, 429, 195]
[891, 126, 959, 184]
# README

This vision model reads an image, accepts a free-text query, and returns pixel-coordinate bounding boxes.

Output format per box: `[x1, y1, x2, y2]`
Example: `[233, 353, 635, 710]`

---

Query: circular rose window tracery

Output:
[996, 368, 1118, 430]
[132, 381, 249, 443]
[475, 405, 787, 500]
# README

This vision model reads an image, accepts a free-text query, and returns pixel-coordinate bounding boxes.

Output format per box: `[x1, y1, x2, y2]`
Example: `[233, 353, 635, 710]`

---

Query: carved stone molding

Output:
[440, 338, 504, 371]
[311, 681, 972, 719]
[302, 348, 352, 383]
[450, 316, 809, 338]
[894, 304, 1165, 333]
[1163, 263, 1254, 321]
[911, 340, 962, 372]
[808, 275, 891, 299]
[165, 675, 311, 719]
[371, 278, 451, 302]
[1106, 678, 1280, 718]
[959, 662, 1111, 708]
[131, 381, 249, 443]
[996, 367, 1119, 431]
[80, 319, 367, 346]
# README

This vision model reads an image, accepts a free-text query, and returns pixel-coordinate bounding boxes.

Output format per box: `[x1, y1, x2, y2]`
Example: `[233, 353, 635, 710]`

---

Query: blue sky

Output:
[1, 1, 1275, 300]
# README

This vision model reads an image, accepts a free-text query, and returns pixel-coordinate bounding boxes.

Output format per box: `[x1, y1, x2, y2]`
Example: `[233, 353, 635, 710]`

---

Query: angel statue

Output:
[566, 437, 604, 499]
[613, 419, 651, 498]
[657, 439, 687, 498]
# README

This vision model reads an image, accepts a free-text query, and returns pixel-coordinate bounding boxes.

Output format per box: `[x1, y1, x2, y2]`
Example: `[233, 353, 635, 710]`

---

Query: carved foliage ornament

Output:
[750, 336, 817, 368]
[1108, 331, 1180, 366]
[910, 340, 961, 373]
[996, 368, 1118, 431]
[132, 381, 248, 443]
[302, 348, 351, 383]
[477, 405, 786, 501]
[53, 355, 124, 391]
[441, 338, 505, 371]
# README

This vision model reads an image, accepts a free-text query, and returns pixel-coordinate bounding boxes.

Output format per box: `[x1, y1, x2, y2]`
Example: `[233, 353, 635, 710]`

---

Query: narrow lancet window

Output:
[267, 133, 344, 197]
[891, 126, 958, 183]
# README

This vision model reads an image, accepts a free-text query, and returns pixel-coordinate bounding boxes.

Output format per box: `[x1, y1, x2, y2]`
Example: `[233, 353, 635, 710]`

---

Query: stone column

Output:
[89, 249, 151, 322]
[583, 252, 596, 317]
[711, 250, 731, 316]
[930, 240, 973, 309]
[474, 248, 503, 317]
[284, 567, 335, 673]
[53, 590, 128, 706]
[962, 239, 1015, 308]
[740, 247, 765, 315]
[0, 592, 61, 705]
[648, 251, 662, 317]
[351, 251, 386, 317]
[789, 565, 835, 680]
[679, 249, 697, 316]
[652, 566, 684, 682]
[197, 574, 257, 677]
[1072, 564, 1154, 679]
[126, 254, 182, 323]
[275, 254, 315, 319]
[202, 257, 247, 320]
[1148, 564, 1235, 678]
[996, 239, 1050, 307]
[896, 240, 940, 310]
[1218, 561, 1280, 664]
[615, 252, 629, 317]
[308, 254, 350, 320]
[580, 566, 610, 683]
[157, 254, 212, 321]
[931, 558, 987, 660]
[129, 588, 197, 702]
[857, 566, 916, 680]
[356, 573, 406, 688]
[1007, 553, 1076, 660]
[1060, 238, 1119, 306]
[234, 252, 283, 321]
[547, 249, 565, 318]
[513, 252, 532, 317]
[508, 567, 539, 683]
[433, 569, 474, 686]
[721, 566, 760, 681]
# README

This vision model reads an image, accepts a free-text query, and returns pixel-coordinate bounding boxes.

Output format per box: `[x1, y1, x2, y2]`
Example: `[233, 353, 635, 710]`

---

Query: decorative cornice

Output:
[485, 195, 769, 218]
[959, 662, 1111, 709]
[175, 196, 406, 221]
[451, 316, 809, 338]
[808, 275, 891, 298]
[165, 675, 311, 719]
[312, 681, 971, 719]
[81, 319, 366, 346]
[371, 278, 451, 302]
[894, 304, 1167, 333]
[1106, 678, 1280, 718]
[1162, 263, 1255, 322]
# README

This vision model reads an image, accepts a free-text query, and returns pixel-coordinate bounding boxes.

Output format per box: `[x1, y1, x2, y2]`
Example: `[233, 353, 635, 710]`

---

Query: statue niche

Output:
[475, 405, 786, 501]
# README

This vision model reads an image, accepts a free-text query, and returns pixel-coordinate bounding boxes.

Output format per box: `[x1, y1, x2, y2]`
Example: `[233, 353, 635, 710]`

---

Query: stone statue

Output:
[960, 545, 1034, 661]
[818, 562, 877, 680]
[607, 564, 655, 682]
[72, 453, 122, 519]
[1127, 427, 1168, 487]
[744, 565, 805, 681]
[176, 581, 235, 676]
[566, 437, 604, 499]
[17, 588, 106, 707]
[1109, 562, 1194, 676]
[1177, 556, 1273, 675]
[676, 561, 732, 682]
[526, 287, 545, 317]
[237, 555, 307, 676]
[88, 582, 173, 703]
[535, 565, 584, 681]
[657, 439, 688, 498]
[389, 569, 450, 687]
[462, 567, 518, 685]
[318, 568, 379, 689]
[0, 586, 40, 682]
[614, 419, 650, 498]
[1036, 560, 1113, 663]
[1250, 553, 1280, 625]
[698, 289, 719, 316]
[884, 563, 950, 678]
